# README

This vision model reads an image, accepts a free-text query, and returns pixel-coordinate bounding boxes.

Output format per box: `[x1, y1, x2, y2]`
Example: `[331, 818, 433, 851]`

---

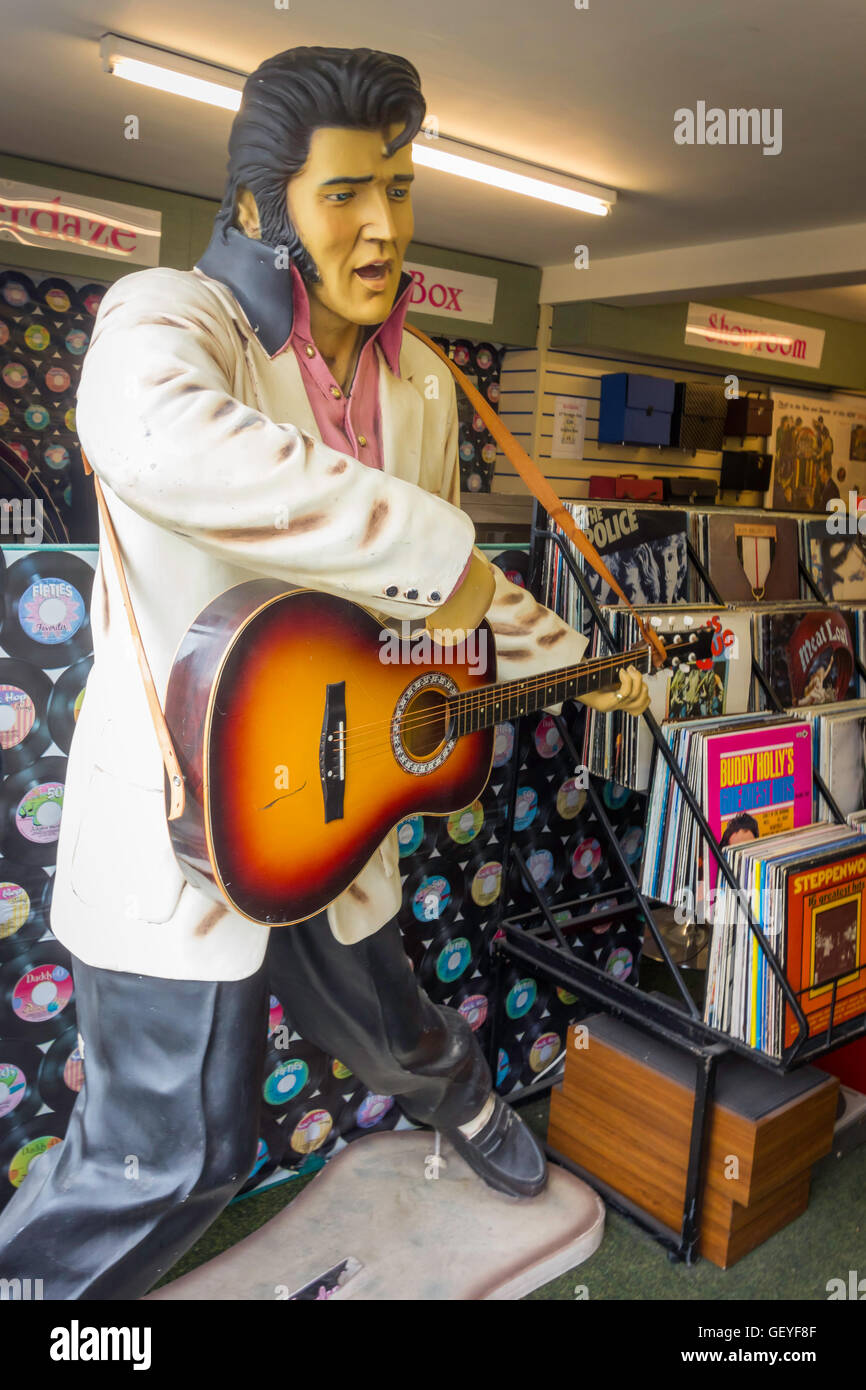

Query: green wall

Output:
[0, 153, 540, 347]
[552, 297, 866, 393]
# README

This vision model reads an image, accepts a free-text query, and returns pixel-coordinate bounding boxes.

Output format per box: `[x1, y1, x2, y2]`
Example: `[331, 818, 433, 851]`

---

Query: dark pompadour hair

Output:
[216, 46, 425, 280]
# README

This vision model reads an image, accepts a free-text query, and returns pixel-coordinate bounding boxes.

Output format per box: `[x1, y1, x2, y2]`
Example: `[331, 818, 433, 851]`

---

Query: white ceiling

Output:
[2, 0, 866, 287]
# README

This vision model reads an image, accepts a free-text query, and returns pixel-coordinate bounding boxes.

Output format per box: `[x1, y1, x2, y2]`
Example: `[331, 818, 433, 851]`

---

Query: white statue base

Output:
[146, 1131, 604, 1301]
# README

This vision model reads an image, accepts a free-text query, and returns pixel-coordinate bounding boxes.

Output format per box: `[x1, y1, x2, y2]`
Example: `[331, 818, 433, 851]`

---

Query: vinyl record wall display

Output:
[432, 335, 504, 493]
[0, 265, 106, 542]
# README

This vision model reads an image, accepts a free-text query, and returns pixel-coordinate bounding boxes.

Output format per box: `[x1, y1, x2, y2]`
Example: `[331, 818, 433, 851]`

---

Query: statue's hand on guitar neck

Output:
[580, 665, 650, 716]
[424, 549, 496, 647]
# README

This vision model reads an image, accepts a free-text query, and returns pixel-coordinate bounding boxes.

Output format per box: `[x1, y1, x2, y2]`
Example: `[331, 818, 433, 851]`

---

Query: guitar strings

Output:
[335, 642, 661, 756]
[335, 631, 705, 760]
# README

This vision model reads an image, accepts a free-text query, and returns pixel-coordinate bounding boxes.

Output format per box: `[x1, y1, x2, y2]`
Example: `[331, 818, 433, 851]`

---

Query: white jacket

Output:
[51, 263, 587, 981]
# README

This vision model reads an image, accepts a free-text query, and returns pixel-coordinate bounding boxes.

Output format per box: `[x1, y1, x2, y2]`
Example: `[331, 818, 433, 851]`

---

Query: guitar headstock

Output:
[655, 624, 717, 672]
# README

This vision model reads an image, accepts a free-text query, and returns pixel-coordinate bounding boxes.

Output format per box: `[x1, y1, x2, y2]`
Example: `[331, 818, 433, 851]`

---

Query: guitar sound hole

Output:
[401, 689, 450, 759]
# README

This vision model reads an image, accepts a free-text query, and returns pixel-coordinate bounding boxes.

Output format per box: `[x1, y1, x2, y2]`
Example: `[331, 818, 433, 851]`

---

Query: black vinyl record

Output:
[500, 963, 549, 1027]
[46, 656, 92, 754]
[37, 1026, 84, 1118]
[564, 825, 608, 898]
[449, 977, 492, 1042]
[512, 770, 553, 838]
[0, 1038, 45, 1129]
[451, 340, 473, 370]
[418, 926, 479, 1000]
[0, 937, 74, 1040]
[462, 845, 506, 923]
[0, 660, 53, 774]
[60, 323, 91, 363]
[440, 787, 499, 858]
[545, 980, 585, 1025]
[2, 553, 93, 665]
[0, 271, 37, 315]
[325, 1054, 365, 1098]
[518, 710, 570, 770]
[507, 829, 564, 912]
[472, 343, 500, 376]
[617, 819, 645, 867]
[0, 1111, 66, 1211]
[0, 860, 52, 960]
[494, 1039, 522, 1095]
[491, 548, 529, 589]
[601, 780, 641, 824]
[262, 1039, 326, 1116]
[38, 359, 75, 401]
[338, 1089, 400, 1144]
[0, 756, 67, 865]
[77, 284, 107, 320]
[12, 317, 55, 358]
[403, 861, 464, 930]
[519, 1016, 567, 1087]
[394, 812, 438, 866]
[281, 1092, 341, 1161]
[548, 774, 590, 833]
[0, 355, 33, 403]
[35, 278, 79, 320]
[40, 436, 76, 478]
[492, 720, 517, 771]
[598, 924, 644, 985]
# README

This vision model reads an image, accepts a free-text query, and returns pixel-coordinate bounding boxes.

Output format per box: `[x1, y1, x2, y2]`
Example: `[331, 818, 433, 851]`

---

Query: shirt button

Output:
[330, 385, 341, 398]
[385, 585, 399, 597]
[358, 435, 367, 447]
[304, 345, 315, 358]
[406, 589, 418, 600]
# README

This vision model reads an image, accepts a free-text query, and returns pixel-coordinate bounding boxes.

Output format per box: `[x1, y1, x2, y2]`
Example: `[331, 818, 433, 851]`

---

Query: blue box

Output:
[598, 373, 676, 446]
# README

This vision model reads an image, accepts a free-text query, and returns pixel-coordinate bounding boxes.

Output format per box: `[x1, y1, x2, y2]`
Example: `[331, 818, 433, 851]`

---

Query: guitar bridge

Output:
[319, 682, 346, 823]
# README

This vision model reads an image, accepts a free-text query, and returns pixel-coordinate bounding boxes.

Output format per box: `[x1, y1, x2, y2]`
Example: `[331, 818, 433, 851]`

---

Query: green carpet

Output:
[151, 1098, 866, 1299]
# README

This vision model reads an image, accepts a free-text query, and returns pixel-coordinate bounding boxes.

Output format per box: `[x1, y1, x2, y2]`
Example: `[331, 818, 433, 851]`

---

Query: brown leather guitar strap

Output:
[80, 451, 186, 821]
[405, 324, 667, 667]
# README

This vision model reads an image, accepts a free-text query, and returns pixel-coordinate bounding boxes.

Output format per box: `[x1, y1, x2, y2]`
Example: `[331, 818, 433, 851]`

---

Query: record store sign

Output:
[684, 302, 825, 369]
[404, 260, 498, 324]
[0, 180, 162, 267]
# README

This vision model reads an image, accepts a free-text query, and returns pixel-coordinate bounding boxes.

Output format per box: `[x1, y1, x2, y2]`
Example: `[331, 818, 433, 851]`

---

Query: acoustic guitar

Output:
[164, 580, 711, 925]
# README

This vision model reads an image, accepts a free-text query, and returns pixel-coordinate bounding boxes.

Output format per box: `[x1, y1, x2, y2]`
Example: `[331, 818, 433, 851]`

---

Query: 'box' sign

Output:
[404, 260, 498, 325]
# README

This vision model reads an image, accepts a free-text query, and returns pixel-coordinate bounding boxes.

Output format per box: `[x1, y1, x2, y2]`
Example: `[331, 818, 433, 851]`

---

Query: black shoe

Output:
[443, 1094, 548, 1199]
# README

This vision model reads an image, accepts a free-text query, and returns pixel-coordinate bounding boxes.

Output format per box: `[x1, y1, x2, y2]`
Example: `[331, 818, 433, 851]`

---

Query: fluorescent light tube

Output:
[411, 135, 616, 215]
[100, 35, 244, 112]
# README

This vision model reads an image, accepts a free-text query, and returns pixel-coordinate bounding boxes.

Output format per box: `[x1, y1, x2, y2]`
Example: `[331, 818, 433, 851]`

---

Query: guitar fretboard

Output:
[453, 643, 652, 736]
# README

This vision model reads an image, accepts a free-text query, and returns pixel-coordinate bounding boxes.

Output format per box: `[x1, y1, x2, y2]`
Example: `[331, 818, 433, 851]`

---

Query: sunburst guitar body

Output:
[165, 580, 709, 926]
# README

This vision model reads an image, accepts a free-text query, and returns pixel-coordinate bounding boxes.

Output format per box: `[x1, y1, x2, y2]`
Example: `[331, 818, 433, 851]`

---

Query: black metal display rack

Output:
[486, 498, 866, 1264]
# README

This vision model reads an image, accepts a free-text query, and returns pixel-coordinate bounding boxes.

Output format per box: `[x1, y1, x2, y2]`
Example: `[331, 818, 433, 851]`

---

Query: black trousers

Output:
[0, 913, 491, 1300]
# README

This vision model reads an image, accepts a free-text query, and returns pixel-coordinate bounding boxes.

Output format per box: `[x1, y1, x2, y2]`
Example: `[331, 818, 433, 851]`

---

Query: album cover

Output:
[768, 391, 866, 513]
[574, 505, 689, 607]
[757, 607, 858, 707]
[801, 522, 866, 602]
[705, 512, 800, 602]
[702, 720, 814, 894]
[784, 844, 866, 1047]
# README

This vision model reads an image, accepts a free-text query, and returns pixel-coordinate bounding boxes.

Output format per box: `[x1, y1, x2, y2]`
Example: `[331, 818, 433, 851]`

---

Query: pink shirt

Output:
[280, 264, 411, 473]
[281, 265, 470, 599]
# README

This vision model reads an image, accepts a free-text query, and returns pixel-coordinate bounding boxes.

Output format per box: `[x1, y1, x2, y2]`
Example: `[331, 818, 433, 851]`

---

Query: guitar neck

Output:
[453, 642, 652, 736]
